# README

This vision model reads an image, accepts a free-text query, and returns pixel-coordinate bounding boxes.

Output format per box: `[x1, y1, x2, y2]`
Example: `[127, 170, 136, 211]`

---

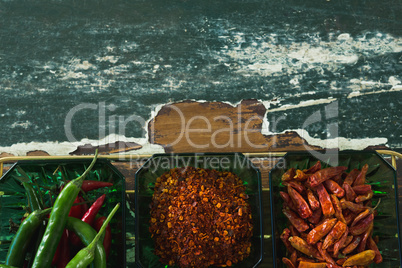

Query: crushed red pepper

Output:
[149, 166, 253, 268]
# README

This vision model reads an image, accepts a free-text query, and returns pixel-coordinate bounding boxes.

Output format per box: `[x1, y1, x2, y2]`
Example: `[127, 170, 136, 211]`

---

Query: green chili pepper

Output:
[5, 208, 51, 267]
[66, 203, 120, 268]
[22, 181, 47, 268]
[31, 151, 99, 268]
[65, 217, 106, 268]
[0, 264, 18, 268]
[22, 182, 44, 211]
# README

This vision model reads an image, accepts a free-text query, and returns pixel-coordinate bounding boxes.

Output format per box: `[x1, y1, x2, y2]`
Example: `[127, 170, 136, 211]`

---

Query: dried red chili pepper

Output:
[280, 191, 297, 212]
[353, 164, 368, 186]
[350, 199, 380, 227]
[336, 258, 346, 266]
[343, 235, 353, 247]
[283, 207, 310, 233]
[307, 206, 322, 225]
[280, 228, 295, 254]
[326, 264, 342, 268]
[303, 161, 321, 174]
[350, 209, 370, 228]
[342, 235, 362, 255]
[343, 210, 356, 225]
[330, 195, 346, 224]
[333, 226, 349, 257]
[282, 167, 296, 182]
[298, 261, 327, 268]
[284, 181, 305, 194]
[357, 222, 373, 253]
[343, 169, 359, 186]
[343, 183, 357, 202]
[294, 169, 309, 181]
[297, 256, 315, 263]
[288, 236, 323, 260]
[342, 250, 375, 266]
[315, 183, 334, 217]
[352, 184, 371, 195]
[355, 191, 373, 203]
[323, 180, 344, 198]
[317, 242, 336, 266]
[367, 236, 383, 264]
[308, 166, 347, 187]
[332, 172, 344, 185]
[322, 221, 347, 250]
[349, 213, 374, 236]
[306, 189, 320, 211]
[287, 186, 312, 219]
[289, 224, 300, 237]
[352, 164, 368, 186]
[339, 200, 364, 214]
[282, 257, 296, 268]
[290, 250, 297, 267]
[307, 218, 337, 245]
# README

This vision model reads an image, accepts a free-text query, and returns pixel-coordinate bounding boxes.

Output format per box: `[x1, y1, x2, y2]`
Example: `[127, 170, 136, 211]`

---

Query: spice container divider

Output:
[0, 158, 126, 267]
[269, 150, 402, 268]
[135, 153, 264, 268]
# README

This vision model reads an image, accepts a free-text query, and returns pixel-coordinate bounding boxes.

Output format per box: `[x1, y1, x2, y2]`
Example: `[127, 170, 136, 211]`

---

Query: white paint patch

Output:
[222, 31, 402, 78]
[245, 63, 283, 76]
[291, 129, 388, 151]
[259, 99, 272, 136]
[0, 134, 164, 156]
[10, 121, 31, 129]
[389, 76, 401, 87]
[73, 60, 95, 70]
[288, 47, 358, 65]
[289, 77, 300, 86]
[258, 100, 271, 111]
[102, 64, 129, 75]
[58, 59, 97, 80]
[96, 56, 119, 64]
[16, 110, 26, 116]
[347, 83, 402, 99]
[161, 77, 187, 90]
[267, 98, 336, 113]
[60, 71, 88, 80]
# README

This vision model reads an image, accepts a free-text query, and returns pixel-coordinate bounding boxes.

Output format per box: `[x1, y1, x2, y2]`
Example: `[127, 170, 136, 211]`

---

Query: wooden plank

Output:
[148, 100, 323, 153]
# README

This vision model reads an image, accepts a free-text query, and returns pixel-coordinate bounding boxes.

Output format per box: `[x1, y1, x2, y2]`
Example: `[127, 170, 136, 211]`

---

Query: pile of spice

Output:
[279, 161, 383, 267]
[149, 166, 253, 268]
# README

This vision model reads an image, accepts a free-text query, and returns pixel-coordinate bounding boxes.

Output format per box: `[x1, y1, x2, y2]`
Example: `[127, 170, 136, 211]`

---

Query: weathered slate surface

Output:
[0, 0, 401, 156]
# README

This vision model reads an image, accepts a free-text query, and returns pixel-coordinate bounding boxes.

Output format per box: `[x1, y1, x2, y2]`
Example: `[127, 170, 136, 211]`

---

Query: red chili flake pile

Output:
[149, 166, 253, 268]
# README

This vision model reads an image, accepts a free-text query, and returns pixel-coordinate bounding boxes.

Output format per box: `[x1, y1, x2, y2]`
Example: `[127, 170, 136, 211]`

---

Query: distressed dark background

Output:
[0, 0, 401, 152]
